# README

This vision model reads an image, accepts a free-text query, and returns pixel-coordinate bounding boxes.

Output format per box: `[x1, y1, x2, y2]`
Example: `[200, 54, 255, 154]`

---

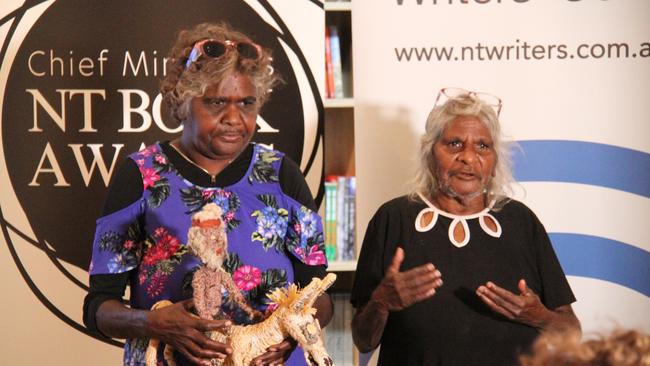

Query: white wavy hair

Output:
[409, 93, 516, 210]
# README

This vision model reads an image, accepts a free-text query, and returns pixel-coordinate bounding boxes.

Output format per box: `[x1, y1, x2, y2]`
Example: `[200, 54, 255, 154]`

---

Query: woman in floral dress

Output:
[83, 23, 331, 366]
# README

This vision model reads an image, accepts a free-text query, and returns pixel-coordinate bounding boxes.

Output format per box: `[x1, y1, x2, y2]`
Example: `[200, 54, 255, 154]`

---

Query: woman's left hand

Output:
[476, 279, 549, 329]
[251, 338, 298, 366]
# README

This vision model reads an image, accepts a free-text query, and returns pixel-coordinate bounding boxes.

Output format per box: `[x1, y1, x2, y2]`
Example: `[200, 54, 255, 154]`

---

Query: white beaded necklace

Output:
[415, 192, 502, 248]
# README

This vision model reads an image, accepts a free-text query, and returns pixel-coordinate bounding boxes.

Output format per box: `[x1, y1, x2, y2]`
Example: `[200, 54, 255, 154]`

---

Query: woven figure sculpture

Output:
[207, 272, 337, 366]
[145, 203, 260, 366]
[186, 203, 260, 322]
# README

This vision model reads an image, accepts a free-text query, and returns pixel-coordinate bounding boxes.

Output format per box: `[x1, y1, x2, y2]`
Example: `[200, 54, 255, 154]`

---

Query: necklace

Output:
[169, 142, 217, 181]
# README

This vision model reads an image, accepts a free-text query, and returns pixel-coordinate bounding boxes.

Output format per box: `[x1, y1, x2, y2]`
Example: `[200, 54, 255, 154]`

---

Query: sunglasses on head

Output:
[184, 39, 262, 69]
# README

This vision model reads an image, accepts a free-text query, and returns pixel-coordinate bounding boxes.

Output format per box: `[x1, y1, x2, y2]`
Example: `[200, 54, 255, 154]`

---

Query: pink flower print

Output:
[158, 234, 180, 257]
[138, 272, 147, 285]
[146, 272, 167, 298]
[141, 167, 160, 189]
[225, 211, 235, 221]
[154, 154, 167, 165]
[135, 159, 145, 166]
[154, 227, 167, 238]
[202, 190, 215, 200]
[304, 245, 326, 266]
[123, 240, 135, 250]
[233, 265, 262, 291]
[139, 145, 156, 157]
[143, 245, 167, 266]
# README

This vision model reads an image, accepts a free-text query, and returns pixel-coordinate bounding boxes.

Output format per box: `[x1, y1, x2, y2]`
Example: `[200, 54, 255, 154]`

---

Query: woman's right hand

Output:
[147, 299, 232, 366]
[369, 247, 443, 312]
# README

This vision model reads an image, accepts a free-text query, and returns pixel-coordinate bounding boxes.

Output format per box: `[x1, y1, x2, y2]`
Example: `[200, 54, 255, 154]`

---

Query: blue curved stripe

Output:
[513, 140, 650, 198]
[549, 233, 650, 297]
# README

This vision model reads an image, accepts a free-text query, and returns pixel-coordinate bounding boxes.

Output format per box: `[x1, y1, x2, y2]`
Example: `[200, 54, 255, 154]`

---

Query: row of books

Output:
[324, 175, 356, 262]
[325, 25, 345, 99]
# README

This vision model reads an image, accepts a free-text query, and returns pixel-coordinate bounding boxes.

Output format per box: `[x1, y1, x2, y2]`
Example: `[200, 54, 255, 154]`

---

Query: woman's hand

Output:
[250, 338, 298, 366]
[476, 279, 580, 332]
[351, 246, 443, 352]
[147, 299, 233, 366]
[370, 247, 443, 312]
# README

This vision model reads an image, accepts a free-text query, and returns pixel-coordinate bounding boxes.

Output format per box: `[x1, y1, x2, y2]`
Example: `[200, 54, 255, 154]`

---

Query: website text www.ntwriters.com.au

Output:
[394, 40, 650, 62]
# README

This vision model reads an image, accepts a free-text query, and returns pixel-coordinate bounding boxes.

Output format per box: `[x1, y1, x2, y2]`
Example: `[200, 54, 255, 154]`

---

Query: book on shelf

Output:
[328, 25, 345, 99]
[324, 26, 335, 99]
[324, 180, 338, 261]
[325, 175, 356, 262]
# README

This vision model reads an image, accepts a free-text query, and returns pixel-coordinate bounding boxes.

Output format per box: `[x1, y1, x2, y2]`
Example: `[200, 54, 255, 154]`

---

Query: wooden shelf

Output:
[324, 97, 354, 108]
[324, 1, 352, 12]
[327, 260, 357, 272]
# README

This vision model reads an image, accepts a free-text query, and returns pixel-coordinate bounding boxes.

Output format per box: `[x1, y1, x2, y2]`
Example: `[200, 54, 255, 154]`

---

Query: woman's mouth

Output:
[219, 131, 243, 142]
[454, 171, 478, 180]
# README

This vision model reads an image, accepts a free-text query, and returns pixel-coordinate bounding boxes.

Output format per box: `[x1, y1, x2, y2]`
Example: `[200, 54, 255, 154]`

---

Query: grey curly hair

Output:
[409, 93, 515, 209]
[160, 22, 281, 124]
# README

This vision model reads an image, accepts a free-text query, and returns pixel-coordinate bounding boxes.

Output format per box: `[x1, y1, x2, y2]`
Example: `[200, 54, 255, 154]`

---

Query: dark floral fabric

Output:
[248, 149, 280, 184]
[133, 145, 172, 208]
[287, 206, 326, 265]
[88, 143, 327, 366]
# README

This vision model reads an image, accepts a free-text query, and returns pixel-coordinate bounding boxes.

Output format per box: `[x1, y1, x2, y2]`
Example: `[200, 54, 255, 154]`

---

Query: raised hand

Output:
[476, 279, 551, 328]
[147, 299, 233, 366]
[370, 247, 443, 312]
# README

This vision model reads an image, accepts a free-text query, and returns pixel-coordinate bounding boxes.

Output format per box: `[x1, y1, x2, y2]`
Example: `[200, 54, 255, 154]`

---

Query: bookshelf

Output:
[323, 2, 362, 366]
[324, 1, 352, 12]
[327, 260, 356, 272]
[324, 0, 356, 274]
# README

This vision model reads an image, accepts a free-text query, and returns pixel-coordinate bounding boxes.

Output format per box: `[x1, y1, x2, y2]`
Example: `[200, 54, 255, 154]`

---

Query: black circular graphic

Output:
[0, 0, 323, 343]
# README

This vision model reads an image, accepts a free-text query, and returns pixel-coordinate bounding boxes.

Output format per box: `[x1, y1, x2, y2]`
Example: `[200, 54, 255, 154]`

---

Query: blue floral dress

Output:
[88, 143, 327, 366]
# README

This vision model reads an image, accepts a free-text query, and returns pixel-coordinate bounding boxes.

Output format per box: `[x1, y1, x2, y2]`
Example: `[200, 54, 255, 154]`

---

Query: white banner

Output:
[353, 0, 650, 337]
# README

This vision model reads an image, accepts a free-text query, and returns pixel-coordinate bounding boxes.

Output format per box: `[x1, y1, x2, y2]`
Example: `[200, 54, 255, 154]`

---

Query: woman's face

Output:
[185, 72, 259, 161]
[433, 116, 496, 200]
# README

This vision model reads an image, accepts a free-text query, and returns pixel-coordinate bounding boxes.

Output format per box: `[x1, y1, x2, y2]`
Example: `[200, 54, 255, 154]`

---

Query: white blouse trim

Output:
[415, 192, 502, 248]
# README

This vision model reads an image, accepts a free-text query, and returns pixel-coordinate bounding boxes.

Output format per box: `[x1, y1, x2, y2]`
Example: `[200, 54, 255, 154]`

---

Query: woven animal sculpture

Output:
[145, 203, 260, 366]
[207, 273, 337, 366]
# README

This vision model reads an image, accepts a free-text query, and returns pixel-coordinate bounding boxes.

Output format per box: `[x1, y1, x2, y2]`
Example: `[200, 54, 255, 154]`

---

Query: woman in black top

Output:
[350, 88, 580, 366]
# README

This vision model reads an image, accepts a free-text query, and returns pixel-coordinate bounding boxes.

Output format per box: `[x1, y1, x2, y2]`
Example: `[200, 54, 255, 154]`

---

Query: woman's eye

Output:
[204, 98, 226, 107]
[242, 97, 257, 106]
[448, 141, 462, 149]
[477, 142, 492, 150]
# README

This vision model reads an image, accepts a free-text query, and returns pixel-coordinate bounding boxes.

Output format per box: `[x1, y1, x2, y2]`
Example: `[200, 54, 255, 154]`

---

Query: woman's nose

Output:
[221, 103, 242, 125]
[457, 146, 477, 163]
